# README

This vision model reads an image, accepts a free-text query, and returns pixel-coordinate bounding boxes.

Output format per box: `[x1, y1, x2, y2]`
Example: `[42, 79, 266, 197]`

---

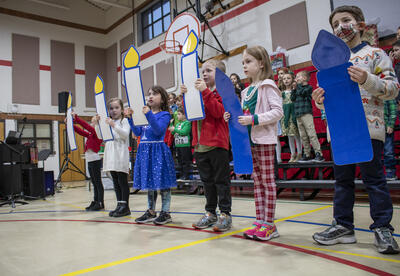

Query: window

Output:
[141, 0, 171, 43]
[17, 121, 53, 153]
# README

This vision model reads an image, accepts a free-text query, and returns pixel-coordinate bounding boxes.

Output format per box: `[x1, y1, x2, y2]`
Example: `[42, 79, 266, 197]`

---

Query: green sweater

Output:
[172, 120, 192, 148]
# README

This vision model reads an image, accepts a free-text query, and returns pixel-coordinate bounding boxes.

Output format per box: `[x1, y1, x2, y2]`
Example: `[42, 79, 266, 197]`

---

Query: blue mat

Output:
[215, 68, 253, 174]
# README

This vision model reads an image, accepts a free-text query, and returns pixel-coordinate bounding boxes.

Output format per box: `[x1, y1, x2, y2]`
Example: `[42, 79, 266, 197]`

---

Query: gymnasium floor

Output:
[1, 186, 399, 276]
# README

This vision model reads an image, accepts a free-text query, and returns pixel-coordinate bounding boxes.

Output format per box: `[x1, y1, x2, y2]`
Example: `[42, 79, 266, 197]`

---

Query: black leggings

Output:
[110, 171, 129, 204]
[88, 159, 104, 203]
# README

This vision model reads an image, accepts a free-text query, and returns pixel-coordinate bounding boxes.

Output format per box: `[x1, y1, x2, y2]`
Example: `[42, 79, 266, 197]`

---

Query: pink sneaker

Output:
[254, 224, 280, 241]
[243, 222, 262, 239]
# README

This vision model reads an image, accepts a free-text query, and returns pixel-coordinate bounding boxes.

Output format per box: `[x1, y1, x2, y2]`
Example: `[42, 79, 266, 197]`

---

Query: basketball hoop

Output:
[159, 40, 181, 64]
[159, 39, 182, 55]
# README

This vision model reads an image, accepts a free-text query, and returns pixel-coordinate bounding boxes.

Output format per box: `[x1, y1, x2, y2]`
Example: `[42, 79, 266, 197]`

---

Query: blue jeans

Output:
[383, 132, 396, 178]
[333, 139, 394, 231]
[147, 189, 171, 212]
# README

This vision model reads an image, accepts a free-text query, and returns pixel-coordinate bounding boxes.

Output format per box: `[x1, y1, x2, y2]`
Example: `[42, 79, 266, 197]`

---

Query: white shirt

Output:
[85, 149, 101, 163]
[102, 118, 130, 173]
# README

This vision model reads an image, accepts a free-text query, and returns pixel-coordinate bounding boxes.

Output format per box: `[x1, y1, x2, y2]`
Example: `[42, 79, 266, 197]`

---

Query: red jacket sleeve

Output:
[73, 125, 90, 138]
[75, 115, 96, 134]
[201, 88, 225, 118]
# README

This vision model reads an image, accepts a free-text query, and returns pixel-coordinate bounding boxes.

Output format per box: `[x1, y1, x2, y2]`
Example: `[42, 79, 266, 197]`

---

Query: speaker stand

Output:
[54, 153, 88, 192]
[54, 116, 89, 192]
[0, 194, 28, 208]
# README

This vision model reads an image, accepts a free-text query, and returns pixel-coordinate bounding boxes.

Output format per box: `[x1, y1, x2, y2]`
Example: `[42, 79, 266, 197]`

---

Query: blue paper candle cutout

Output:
[312, 30, 373, 165]
[215, 68, 253, 174]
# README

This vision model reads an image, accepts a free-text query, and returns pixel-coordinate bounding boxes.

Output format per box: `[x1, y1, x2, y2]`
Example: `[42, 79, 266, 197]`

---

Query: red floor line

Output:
[0, 219, 395, 276]
[232, 235, 395, 276]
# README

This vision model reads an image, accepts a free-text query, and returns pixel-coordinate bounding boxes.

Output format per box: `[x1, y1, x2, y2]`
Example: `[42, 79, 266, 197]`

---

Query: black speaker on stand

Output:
[58, 91, 69, 113]
[54, 91, 88, 192]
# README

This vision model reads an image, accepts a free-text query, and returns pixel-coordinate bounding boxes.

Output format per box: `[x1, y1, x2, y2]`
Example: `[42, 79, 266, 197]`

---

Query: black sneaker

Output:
[298, 154, 312, 163]
[373, 227, 400, 254]
[112, 204, 131, 217]
[312, 221, 357, 245]
[85, 201, 96, 211]
[109, 203, 121, 217]
[135, 209, 157, 223]
[313, 152, 325, 162]
[90, 201, 104, 211]
[154, 211, 172, 225]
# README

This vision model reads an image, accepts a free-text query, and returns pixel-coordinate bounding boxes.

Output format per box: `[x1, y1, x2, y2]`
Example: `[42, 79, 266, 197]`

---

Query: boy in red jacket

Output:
[181, 59, 232, 232]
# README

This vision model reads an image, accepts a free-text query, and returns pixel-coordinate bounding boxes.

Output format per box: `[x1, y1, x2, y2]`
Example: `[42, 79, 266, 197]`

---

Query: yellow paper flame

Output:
[182, 31, 198, 55]
[94, 75, 103, 94]
[67, 93, 72, 109]
[124, 46, 140, 68]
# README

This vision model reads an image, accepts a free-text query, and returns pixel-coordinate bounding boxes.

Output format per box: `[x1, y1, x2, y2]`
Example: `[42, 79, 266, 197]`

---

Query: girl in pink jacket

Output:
[224, 46, 283, 241]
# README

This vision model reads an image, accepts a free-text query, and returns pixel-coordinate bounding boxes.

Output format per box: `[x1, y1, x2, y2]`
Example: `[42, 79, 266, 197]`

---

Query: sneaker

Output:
[313, 152, 325, 162]
[85, 201, 96, 211]
[192, 212, 218, 229]
[112, 204, 131, 217]
[109, 203, 121, 217]
[386, 175, 396, 181]
[298, 154, 312, 163]
[243, 222, 262, 239]
[373, 227, 400, 254]
[254, 224, 280, 241]
[135, 209, 157, 223]
[213, 213, 232, 232]
[288, 154, 296, 163]
[154, 211, 172, 225]
[90, 201, 104, 211]
[312, 221, 356, 245]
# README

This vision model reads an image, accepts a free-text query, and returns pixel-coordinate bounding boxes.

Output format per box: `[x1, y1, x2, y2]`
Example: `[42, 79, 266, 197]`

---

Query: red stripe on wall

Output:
[39, 65, 51, 71]
[75, 69, 85, 75]
[141, 0, 271, 60]
[142, 47, 162, 61]
[203, 0, 271, 31]
[0, 60, 12, 66]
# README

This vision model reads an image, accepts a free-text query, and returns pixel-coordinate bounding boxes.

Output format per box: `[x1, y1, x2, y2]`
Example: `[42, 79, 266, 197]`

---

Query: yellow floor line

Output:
[289, 243, 400, 264]
[60, 205, 331, 276]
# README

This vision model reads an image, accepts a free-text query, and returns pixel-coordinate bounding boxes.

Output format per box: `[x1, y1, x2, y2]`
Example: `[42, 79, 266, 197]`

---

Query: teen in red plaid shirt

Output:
[224, 46, 283, 240]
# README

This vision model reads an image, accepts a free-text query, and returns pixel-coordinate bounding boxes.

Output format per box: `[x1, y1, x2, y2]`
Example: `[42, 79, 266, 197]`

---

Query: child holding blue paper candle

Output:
[312, 5, 399, 254]
[125, 85, 176, 225]
[224, 46, 283, 241]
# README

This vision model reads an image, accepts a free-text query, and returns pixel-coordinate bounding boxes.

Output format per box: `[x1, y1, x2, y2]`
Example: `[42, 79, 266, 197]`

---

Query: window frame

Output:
[17, 120, 54, 153]
[140, 0, 171, 44]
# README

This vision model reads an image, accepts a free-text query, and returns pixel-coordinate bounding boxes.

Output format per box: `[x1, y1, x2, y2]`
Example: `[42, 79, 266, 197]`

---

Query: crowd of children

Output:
[68, 5, 399, 255]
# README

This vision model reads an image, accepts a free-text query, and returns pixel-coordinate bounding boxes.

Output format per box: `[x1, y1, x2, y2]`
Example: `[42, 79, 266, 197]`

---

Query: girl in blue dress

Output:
[125, 85, 176, 225]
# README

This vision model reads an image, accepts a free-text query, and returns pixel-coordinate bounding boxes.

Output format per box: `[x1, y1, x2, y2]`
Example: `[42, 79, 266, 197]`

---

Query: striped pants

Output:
[251, 144, 276, 223]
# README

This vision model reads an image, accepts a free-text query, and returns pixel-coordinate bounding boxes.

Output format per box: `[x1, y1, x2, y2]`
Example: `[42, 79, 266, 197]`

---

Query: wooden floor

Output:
[0, 186, 399, 276]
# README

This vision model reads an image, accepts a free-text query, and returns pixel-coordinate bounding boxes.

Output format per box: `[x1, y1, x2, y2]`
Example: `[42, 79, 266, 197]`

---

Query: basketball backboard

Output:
[161, 12, 201, 54]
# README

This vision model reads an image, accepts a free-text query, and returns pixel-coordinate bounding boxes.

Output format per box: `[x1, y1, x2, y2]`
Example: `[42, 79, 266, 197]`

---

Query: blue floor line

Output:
[286, 219, 400, 237]
[1, 209, 399, 237]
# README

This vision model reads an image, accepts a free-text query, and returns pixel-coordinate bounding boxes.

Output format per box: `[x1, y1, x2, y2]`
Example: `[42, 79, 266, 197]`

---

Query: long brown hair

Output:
[244, 46, 273, 83]
[150, 85, 169, 112]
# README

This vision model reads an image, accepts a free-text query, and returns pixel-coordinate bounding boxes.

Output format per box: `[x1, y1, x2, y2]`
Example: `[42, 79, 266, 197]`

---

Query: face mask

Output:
[334, 23, 357, 43]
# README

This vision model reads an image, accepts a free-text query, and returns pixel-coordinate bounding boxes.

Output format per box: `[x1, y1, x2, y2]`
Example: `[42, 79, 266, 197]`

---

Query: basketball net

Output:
[159, 40, 182, 64]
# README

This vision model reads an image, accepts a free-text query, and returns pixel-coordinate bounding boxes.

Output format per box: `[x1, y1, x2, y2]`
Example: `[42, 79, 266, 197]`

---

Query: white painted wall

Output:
[0, 0, 338, 178]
